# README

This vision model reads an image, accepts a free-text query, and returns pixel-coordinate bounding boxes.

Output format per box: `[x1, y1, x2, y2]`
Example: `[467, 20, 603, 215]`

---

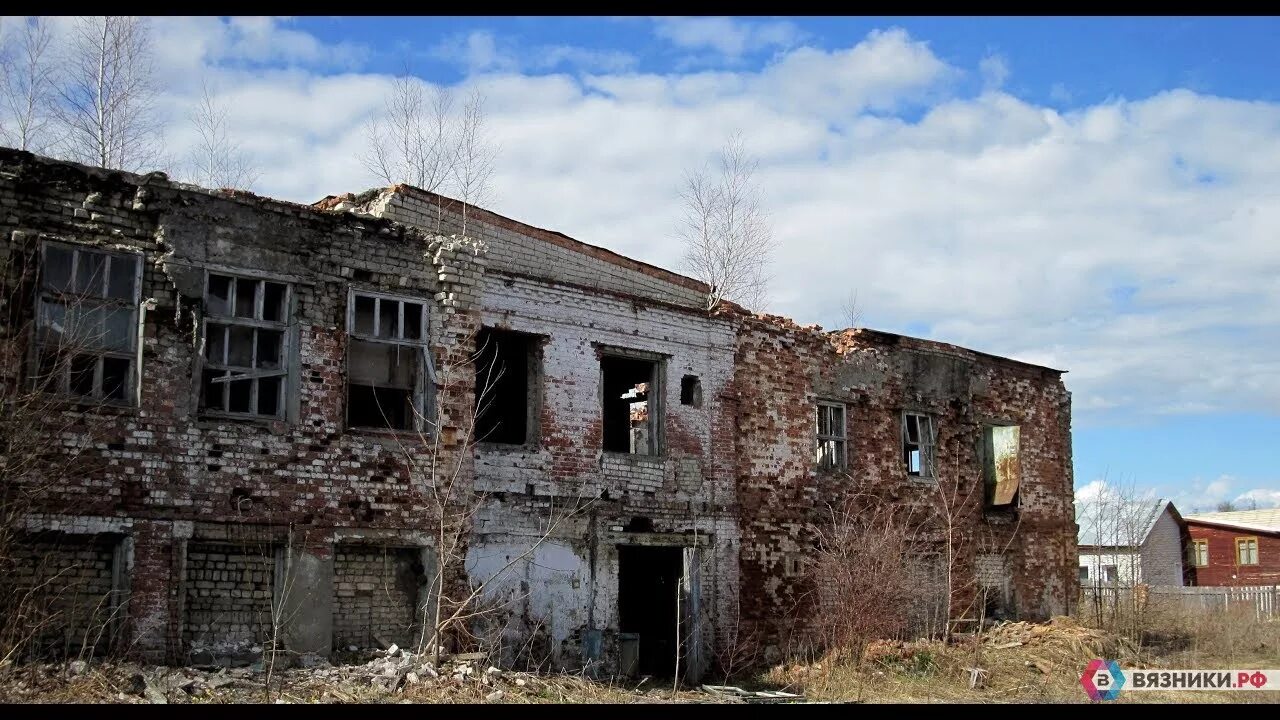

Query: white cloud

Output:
[17, 20, 1280, 431]
[431, 30, 638, 76]
[652, 17, 803, 59]
[1234, 488, 1280, 509]
[979, 52, 1009, 90]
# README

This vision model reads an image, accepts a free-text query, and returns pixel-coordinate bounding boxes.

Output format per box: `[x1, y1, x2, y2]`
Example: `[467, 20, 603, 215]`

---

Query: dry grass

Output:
[761, 614, 1280, 704]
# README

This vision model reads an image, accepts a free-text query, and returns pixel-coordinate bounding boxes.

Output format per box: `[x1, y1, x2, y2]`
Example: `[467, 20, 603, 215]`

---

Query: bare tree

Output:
[184, 80, 258, 190]
[54, 16, 165, 172]
[0, 17, 58, 154]
[840, 290, 864, 330]
[362, 68, 497, 234]
[678, 132, 775, 312]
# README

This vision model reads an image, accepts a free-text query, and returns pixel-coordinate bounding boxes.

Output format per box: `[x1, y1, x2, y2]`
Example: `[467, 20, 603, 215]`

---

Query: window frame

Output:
[902, 411, 936, 481]
[34, 240, 144, 406]
[1102, 564, 1118, 583]
[198, 269, 293, 420]
[1188, 538, 1209, 567]
[1078, 565, 1090, 582]
[344, 287, 436, 433]
[598, 346, 666, 457]
[1235, 536, 1260, 566]
[815, 401, 847, 472]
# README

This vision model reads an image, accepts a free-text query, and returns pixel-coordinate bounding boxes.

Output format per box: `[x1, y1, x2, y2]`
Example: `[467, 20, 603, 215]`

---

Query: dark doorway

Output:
[617, 545, 683, 677]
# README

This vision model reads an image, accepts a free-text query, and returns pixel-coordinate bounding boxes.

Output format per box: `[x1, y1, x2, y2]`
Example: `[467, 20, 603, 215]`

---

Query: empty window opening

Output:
[982, 425, 1021, 508]
[346, 291, 434, 431]
[624, 516, 655, 533]
[679, 375, 702, 407]
[475, 327, 538, 445]
[1102, 565, 1118, 583]
[617, 545, 683, 677]
[902, 412, 935, 479]
[1188, 539, 1209, 567]
[1235, 537, 1259, 566]
[36, 242, 142, 403]
[816, 402, 847, 471]
[602, 354, 660, 455]
[201, 273, 290, 418]
[1078, 566, 1089, 583]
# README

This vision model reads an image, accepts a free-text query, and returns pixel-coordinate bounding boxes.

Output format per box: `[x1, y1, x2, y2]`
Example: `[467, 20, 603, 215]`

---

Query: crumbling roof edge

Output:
[840, 327, 1067, 375]
[338, 183, 711, 296]
[2, 148, 424, 241]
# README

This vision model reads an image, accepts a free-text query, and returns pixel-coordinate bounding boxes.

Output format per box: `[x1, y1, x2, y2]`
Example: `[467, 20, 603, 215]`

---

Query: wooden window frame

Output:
[815, 401, 847, 472]
[1234, 536, 1260, 566]
[198, 270, 292, 420]
[345, 287, 436, 432]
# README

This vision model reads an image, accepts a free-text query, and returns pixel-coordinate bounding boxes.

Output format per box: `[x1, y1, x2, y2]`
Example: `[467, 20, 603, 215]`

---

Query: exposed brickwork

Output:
[2, 535, 119, 657]
[332, 546, 422, 650]
[733, 317, 1077, 656]
[183, 543, 276, 651]
[1, 149, 1078, 676]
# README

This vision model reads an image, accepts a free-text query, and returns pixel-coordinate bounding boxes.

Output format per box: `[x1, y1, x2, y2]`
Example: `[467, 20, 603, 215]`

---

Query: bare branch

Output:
[678, 132, 775, 312]
[53, 16, 166, 172]
[184, 79, 259, 190]
[0, 17, 58, 154]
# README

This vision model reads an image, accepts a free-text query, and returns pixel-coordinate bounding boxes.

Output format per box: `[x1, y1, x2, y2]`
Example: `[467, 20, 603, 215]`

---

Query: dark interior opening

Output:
[475, 327, 535, 445]
[348, 385, 411, 429]
[602, 355, 656, 454]
[679, 375, 701, 407]
[618, 545, 682, 677]
[624, 516, 655, 533]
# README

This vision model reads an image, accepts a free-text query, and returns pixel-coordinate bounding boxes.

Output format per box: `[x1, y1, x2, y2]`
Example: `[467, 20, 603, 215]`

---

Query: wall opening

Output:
[679, 375, 701, 407]
[617, 545, 682, 677]
[475, 327, 538, 445]
[602, 354, 659, 455]
[982, 424, 1021, 508]
[4, 534, 121, 659]
[184, 542, 276, 665]
[332, 545, 424, 651]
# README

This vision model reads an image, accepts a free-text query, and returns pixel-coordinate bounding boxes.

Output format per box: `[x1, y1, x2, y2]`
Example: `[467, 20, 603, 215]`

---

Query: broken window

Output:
[982, 425, 1021, 508]
[680, 375, 701, 407]
[35, 242, 142, 403]
[902, 412, 935, 479]
[601, 353, 661, 455]
[1188, 539, 1209, 567]
[200, 273, 290, 418]
[816, 402, 846, 471]
[1235, 537, 1259, 566]
[346, 290, 434, 431]
[475, 327, 538, 445]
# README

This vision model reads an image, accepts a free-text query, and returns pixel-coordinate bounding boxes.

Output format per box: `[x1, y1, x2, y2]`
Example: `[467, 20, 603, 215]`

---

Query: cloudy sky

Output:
[4, 16, 1277, 511]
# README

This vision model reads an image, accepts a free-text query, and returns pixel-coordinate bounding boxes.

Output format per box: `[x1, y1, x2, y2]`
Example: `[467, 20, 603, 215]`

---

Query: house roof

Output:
[1183, 508, 1280, 535]
[1077, 498, 1177, 548]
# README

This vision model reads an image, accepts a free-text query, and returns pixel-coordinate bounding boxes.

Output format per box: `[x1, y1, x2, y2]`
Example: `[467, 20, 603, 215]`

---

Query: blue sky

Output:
[6, 16, 1276, 511]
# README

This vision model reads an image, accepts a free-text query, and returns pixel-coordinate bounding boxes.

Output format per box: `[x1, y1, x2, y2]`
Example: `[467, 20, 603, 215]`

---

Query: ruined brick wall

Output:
[361, 186, 709, 308]
[0, 149, 483, 660]
[734, 318, 1076, 657]
[460, 267, 740, 672]
[183, 543, 276, 653]
[332, 546, 422, 650]
[3, 535, 120, 657]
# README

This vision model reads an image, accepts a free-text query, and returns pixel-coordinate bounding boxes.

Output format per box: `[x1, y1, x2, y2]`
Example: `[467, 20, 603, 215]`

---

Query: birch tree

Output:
[678, 132, 775, 312]
[0, 17, 58, 154]
[55, 16, 165, 172]
[185, 80, 258, 190]
[362, 70, 496, 234]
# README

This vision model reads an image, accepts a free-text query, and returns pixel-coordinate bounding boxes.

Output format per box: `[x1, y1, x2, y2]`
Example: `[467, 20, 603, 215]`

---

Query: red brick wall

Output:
[1185, 523, 1280, 586]
[733, 318, 1077, 656]
[0, 149, 482, 660]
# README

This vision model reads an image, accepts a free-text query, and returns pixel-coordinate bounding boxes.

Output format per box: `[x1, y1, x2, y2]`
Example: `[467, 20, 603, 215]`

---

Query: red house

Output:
[1182, 509, 1280, 586]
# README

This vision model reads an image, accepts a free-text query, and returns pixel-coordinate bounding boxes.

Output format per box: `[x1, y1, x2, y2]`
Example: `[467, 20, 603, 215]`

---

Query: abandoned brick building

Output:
[0, 147, 1077, 679]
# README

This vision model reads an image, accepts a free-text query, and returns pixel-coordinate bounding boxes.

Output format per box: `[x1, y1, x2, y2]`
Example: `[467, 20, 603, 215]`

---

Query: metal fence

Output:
[1080, 584, 1279, 621]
